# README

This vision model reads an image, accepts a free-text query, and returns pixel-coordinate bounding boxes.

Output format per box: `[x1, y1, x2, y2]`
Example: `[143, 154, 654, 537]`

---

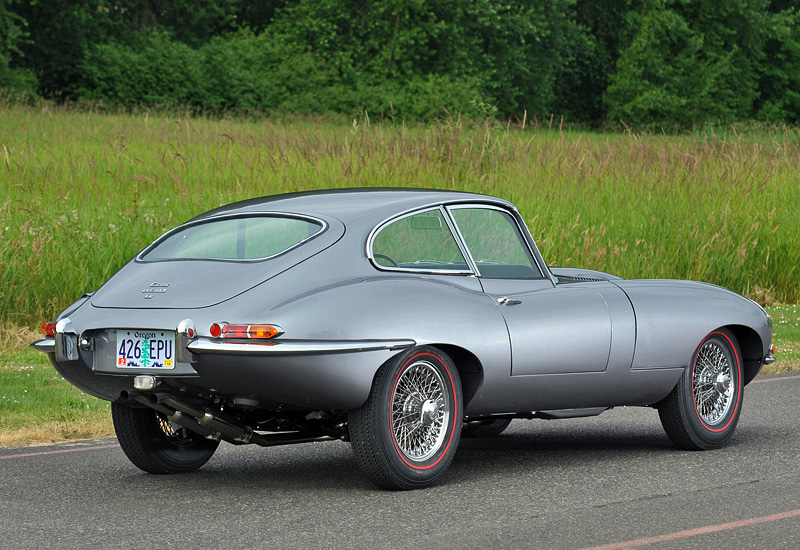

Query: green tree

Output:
[605, 0, 765, 126]
[0, 0, 36, 91]
[12, 0, 104, 96]
[756, 5, 800, 122]
[565, 0, 630, 123]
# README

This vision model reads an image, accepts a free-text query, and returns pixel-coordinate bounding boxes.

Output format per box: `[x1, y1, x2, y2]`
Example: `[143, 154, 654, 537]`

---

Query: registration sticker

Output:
[116, 330, 176, 369]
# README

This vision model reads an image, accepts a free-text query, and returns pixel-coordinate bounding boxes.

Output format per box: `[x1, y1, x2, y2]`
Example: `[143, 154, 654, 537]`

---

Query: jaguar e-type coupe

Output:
[33, 189, 775, 490]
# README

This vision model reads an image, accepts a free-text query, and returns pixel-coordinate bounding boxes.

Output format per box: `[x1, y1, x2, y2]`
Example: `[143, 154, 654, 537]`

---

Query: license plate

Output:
[116, 330, 175, 369]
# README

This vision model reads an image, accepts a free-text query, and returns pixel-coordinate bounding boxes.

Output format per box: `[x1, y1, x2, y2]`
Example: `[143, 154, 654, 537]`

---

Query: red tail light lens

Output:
[209, 323, 281, 339]
[41, 322, 56, 336]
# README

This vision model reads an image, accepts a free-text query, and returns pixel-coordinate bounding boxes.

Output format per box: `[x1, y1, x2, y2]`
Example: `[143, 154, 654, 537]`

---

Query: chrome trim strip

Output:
[763, 353, 776, 365]
[31, 337, 56, 354]
[441, 207, 480, 274]
[443, 205, 480, 274]
[187, 338, 416, 355]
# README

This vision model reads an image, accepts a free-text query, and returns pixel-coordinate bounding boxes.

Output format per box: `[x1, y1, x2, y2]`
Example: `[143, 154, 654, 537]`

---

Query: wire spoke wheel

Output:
[391, 360, 449, 462]
[692, 338, 734, 426]
[348, 346, 462, 490]
[657, 328, 743, 450]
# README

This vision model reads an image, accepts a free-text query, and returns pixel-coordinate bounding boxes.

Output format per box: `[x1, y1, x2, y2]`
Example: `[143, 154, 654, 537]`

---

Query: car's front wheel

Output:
[349, 346, 462, 490]
[112, 402, 219, 473]
[657, 328, 743, 450]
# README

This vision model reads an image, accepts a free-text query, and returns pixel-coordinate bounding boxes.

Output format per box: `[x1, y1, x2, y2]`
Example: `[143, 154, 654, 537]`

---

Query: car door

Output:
[447, 205, 614, 376]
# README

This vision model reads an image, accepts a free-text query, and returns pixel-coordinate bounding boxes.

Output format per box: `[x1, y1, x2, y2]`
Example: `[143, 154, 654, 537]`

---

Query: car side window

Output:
[450, 207, 541, 279]
[371, 208, 470, 271]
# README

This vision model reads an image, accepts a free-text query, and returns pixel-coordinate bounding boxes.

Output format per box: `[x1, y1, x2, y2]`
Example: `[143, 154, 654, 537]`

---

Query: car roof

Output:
[191, 188, 515, 227]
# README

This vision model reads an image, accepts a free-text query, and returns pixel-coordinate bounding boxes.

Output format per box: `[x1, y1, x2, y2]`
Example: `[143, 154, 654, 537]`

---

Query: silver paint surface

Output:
[40, 189, 773, 416]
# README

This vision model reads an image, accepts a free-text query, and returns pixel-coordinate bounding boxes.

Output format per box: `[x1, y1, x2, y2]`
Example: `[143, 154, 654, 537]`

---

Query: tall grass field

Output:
[1, 103, 799, 446]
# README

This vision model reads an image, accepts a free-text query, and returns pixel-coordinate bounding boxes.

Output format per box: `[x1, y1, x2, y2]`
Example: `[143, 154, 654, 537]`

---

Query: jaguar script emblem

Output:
[142, 282, 170, 299]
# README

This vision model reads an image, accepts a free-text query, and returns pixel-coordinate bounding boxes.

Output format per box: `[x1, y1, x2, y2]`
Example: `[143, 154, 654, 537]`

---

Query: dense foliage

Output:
[3, 0, 800, 125]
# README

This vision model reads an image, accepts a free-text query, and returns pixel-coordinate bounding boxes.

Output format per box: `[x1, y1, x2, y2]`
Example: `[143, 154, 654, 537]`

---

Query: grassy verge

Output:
[2, 106, 800, 328]
[0, 347, 113, 448]
[1, 306, 797, 448]
[769, 304, 800, 373]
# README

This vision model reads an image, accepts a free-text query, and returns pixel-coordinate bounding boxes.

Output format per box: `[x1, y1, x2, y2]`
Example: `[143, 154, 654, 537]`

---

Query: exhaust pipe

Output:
[140, 393, 334, 448]
[131, 394, 219, 439]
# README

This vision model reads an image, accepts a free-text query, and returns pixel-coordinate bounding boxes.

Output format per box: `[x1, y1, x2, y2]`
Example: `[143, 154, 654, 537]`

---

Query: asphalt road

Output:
[2, 373, 799, 549]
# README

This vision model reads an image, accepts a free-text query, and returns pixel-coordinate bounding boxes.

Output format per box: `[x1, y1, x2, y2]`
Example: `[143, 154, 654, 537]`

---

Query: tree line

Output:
[2, 0, 800, 126]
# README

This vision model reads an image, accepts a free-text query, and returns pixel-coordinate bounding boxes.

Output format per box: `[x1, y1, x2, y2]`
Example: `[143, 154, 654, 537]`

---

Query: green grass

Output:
[1, 106, 799, 325]
[0, 347, 113, 448]
[769, 304, 800, 373]
[1, 104, 798, 447]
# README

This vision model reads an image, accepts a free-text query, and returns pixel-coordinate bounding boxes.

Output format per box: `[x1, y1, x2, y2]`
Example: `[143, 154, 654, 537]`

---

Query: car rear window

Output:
[140, 214, 324, 261]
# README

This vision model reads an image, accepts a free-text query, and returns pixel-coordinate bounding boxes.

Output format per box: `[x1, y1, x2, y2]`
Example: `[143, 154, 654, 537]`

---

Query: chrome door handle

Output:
[497, 296, 521, 305]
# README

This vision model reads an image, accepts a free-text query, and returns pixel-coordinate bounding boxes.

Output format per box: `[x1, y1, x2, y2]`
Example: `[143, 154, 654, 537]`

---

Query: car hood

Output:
[91, 218, 344, 309]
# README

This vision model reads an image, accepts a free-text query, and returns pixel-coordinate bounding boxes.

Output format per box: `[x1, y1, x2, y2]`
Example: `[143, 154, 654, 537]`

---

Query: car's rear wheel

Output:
[462, 418, 512, 438]
[349, 346, 462, 490]
[658, 328, 743, 450]
[112, 402, 219, 473]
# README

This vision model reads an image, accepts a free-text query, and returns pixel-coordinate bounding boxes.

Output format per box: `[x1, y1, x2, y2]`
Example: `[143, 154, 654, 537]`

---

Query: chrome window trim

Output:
[136, 212, 328, 263]
[445, 204, 546, 279]
[367, 206, 475, 275]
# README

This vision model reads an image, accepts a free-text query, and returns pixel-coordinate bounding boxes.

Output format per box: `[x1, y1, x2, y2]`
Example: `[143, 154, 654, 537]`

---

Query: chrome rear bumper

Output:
[31, 337, 55, 354]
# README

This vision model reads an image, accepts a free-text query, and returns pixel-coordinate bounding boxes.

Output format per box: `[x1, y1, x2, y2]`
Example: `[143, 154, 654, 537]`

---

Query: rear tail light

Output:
[209, 323, 282, 339]
[41, 322, 56, 336]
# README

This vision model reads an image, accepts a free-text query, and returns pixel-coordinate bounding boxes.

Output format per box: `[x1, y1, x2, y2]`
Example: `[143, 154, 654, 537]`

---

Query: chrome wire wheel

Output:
[391, 360, 450, 462]
[657, 328, 742, 450]
[692, 337, 734, 426]
[349, 346, 461, 489]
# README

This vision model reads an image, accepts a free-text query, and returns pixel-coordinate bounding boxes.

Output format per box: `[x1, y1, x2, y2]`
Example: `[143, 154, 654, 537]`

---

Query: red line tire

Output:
[349, 346, 462, 490]
[657, 328, 743, 450]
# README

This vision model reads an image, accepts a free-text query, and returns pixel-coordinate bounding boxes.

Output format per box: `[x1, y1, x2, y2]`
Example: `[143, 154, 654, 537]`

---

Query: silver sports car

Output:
[33, 189, 775, 490]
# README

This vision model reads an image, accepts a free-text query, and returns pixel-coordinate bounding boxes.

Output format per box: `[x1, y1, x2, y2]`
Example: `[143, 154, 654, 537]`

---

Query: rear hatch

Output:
[91, 212, 343, 309]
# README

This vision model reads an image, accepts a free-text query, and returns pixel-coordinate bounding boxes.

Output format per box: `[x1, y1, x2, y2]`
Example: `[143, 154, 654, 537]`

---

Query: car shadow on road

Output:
[105, 410, 776, 493]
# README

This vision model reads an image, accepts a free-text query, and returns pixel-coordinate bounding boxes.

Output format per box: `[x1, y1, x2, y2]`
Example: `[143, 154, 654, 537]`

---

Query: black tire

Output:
[657, 328, 743, 450]
[112, 402, 219, 474]
[462, 419, 512, 438]
[349, 346, 462, 490]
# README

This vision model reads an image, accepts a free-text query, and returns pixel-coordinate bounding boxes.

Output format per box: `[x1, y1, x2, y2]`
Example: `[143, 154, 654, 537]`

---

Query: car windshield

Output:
[140, 214, 324, 261]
